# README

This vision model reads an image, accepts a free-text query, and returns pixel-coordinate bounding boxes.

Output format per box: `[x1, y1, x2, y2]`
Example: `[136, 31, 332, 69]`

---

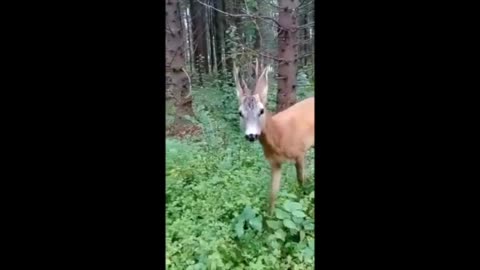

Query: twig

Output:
[257, 0, 281, 9]
[295, 37, 315, 45]
[244, 0, 263, 50]
[296, 22, 315, 29]
[296, 53, 313, 60]
[195, 0, 285, 30]
[233, 41, 282, 62]
[299, 0, 314, 8]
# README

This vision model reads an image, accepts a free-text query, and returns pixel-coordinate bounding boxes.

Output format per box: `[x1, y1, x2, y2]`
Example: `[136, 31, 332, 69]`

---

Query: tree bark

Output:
[190, 0, 209, 76]
[213, 0, 225, 73]
[311, 2, 315, 68]
[257, 0, 274, 67]
[276, 0, 299, 112]
[252, 1, 261, 52]
[225, 0, 242, 74]
[185, 6, 195, 73]
[208, 4, 216, 73]
[301, 11, 309, 67]
[166, 0, 194, 118]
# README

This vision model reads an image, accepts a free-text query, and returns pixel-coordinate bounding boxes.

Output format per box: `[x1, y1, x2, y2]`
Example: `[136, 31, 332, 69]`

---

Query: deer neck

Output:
[259, 111, 282, 157]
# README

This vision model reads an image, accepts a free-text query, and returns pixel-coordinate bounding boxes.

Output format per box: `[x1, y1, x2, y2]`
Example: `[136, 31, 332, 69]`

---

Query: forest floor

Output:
[166, 79, 315, 269]
[166, 122, 202, 139]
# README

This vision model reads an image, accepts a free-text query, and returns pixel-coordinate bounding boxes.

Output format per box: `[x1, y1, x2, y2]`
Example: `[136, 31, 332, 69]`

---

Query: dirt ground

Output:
[166, 123, 202, 139]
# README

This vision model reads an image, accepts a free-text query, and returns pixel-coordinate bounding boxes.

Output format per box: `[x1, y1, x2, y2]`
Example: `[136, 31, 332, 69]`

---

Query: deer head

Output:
[233, 59, 270, 142]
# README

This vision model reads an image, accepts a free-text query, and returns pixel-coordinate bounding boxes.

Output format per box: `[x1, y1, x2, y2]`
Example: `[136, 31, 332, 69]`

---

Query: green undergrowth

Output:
[166, 72, 315, 269]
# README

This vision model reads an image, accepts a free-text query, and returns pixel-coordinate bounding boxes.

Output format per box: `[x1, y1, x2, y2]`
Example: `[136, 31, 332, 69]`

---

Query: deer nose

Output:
[245, 134, 258, 142]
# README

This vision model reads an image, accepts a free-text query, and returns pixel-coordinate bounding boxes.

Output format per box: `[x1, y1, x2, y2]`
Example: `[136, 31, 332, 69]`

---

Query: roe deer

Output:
[233, 60, 315, 214]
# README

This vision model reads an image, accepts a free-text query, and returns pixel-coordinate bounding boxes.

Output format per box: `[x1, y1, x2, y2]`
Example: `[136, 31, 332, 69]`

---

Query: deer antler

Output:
[254, 58, 266, 81]
[233, 61, 252, 97]
[241, 78, 249, 93]
[233, 62, 242, 90]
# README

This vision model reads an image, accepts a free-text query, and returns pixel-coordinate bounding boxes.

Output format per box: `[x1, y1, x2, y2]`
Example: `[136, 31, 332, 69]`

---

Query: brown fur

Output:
[259, 97, 315, 213]
[234, 60, 314, 214]
[260, 97, 315, 163]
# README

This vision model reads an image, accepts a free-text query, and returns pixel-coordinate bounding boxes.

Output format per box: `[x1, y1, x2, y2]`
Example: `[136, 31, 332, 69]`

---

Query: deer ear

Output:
[255, 65, 270, 105]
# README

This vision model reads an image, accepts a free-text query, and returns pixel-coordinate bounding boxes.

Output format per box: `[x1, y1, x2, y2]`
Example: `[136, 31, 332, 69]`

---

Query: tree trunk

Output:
[311, 2, 315, 69]
[208, 5, 216, 73]
[185, 6, 194, 73]
[252, 2, 261, 52]
[301, 11, 309, 67]
[310, 2, 315, 69]
[214, 0, 225, 73]
[276, 0, 299, 112]
[190, 0, 208, 78]
[166, 0, 194, 118]
[257, 1, 274, 67]
[225, 0, 241, 74]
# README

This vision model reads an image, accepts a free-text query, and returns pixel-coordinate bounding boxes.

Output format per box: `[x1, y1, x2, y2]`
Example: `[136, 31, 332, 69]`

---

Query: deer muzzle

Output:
[245, 134, 259, 142]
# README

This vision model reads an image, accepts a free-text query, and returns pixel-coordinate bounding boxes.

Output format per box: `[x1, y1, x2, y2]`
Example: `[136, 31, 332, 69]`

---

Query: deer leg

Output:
[269, 162, 282, 215]
[295, 156, 306, 186]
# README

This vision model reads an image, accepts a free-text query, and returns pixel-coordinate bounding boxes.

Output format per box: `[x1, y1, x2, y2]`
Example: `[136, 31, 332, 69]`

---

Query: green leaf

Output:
[303, 247, 314, 259]
[241, 206, 256, 220]
[300, 231, 306, 241]
[282, 192, 298, 199]
[292, 210, 306, 218]
[274, 229, 286, 241]
[193, 263, 206, 270]
[283, 219, 297, 229]
[249, 259, 265, 270]
[249, 216, 263, 232]
[308, 238, 314, 250]
[273, 248, 281, 257]
[266, 220, 282, 230]
[292, 216, 304, 225]
[275, 208, 290, 219]
[303, 222, 314, 231]
[283, 201, 303, 212]
[270, 240, 280, 249]
[235, 221, 244, 237]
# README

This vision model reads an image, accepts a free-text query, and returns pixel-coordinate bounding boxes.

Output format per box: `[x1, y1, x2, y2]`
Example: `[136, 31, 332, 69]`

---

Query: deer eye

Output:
[259, 109, 264, 115]
[239, 111, 243, 117]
